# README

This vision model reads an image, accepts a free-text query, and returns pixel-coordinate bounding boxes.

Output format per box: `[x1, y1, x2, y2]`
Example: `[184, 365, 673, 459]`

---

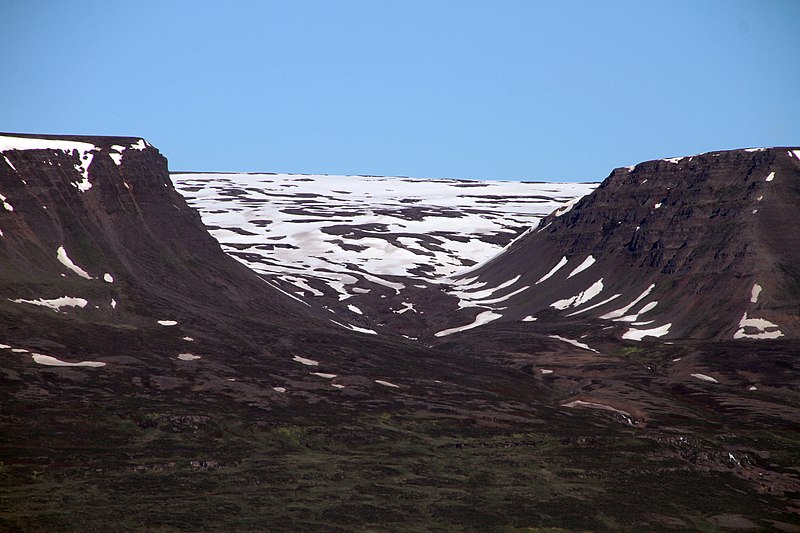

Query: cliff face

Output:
[455, 148, 800, 340]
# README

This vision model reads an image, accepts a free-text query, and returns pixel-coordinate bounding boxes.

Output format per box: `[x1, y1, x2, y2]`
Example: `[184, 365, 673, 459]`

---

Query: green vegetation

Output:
[2, 402, 798, 532]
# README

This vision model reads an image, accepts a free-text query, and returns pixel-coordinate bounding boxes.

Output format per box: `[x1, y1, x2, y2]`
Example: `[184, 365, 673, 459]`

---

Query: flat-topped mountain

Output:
[438, 147, 800, 341]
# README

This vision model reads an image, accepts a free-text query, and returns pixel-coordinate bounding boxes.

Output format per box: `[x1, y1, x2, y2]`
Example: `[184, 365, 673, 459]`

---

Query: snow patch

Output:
[536, 256, 568, 284]
[734, 312, 783, 339]
[521, 315, 537, 322]
[565, 293, 621, 316]
[273, 387, 286, 393]
[567, 256, 595, 278]
[434, 310, 502, 337]
[57, 246, 92, 279]
[0, 192, 13, 211]
[551, 279, 604, 310]
[553, 197, 580, 217]
[311, 372, 337, 379]
[375, 379, 400, 388]
[177, 353, 201, 361]
[347, 304, 363, 315]
[31, 354, 105, 367]
[394, 301, 416, 314]
[691, 373, 718, 383]
[103, 273, 114, 283]
[600, 284, 656, 319]
[750, 284, 762, 304]
[765, 171, 775, 182]
[540, 369, 553, 374]
[157, 320, 178, 326]
[10, 296, 88, 312]
[292, 355, 319, 366]
[621, 323, 671, 341]
[549, 335, 599, 353]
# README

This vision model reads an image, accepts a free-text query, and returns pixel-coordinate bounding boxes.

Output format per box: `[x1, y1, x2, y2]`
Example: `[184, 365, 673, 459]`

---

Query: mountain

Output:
[435, 147, 800, 342]
[2, 133, 800, 532]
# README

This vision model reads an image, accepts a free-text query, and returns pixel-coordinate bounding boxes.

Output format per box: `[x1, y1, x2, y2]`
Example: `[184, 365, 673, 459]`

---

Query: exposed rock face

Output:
[452, 148, 800, 340]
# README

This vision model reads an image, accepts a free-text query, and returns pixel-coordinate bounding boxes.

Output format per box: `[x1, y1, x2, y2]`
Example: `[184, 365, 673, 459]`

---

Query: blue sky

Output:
[3, 1, 798, 181]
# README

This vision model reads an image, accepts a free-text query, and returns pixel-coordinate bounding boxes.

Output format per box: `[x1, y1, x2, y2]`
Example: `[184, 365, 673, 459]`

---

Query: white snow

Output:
[691, 373, 718, 383]
[600, 284, 656, 319]
[394, 301, 416, 314]
[521, 315, 537, 322]
[733, 312, 783, 339]
[434, 310, 502, 337]
[3, 155, 16, 171]
[750, 283, 762, 304]
[536, 256, 569, 284]
[311, 372, 337, 379]
[330, 320, 378, 335]
[157, 320, 178, 326]
[549, 335, 599, 353]
[292, 355, 319, 366]
[172, 172, 595, 302]
[182, 336, 194, 341]
[551, 279, 604, 310]
[0, 344, 9, 349]
[567, 256, 596, 278]
[663, 157, 682, 164]
[331, 383, 346, 389]
[31, 354, 105, 367]
[0, 136, 94, 190]
[748, 386, 757, 391]
[10, 296, 88, 312]
[540, 369, 553, 374]
[792, 150, 800, 160]
[177, 353, 201, 361]
[110, 298, 117, 309]
[56, 246, 92, 279]
[0, 193, 13, 212]
[565, 293, 621, 316]
[621, 323, 671, 341]
[375, 379, 400, 388]
[615, 300, 658, 323]
[654, 202, 662, 209]
[273, 386, 286, 393]
[469, 285, 529, 306]
[553, 197, 580, 217]
[765, 171, 775, 182]
[103, 273, 114, 283]
[347, 304, 363, 315]
[11, 348, 29, 353]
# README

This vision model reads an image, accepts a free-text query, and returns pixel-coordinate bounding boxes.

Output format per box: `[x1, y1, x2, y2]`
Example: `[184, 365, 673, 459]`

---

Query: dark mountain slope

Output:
[441, 147, 800, 341]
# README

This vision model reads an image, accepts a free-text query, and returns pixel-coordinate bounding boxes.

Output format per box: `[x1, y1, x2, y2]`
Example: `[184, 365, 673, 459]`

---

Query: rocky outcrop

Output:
[445, 148, 800, 340]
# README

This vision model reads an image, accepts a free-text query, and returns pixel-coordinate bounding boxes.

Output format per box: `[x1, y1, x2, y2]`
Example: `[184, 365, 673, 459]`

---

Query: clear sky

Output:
[3, 1, 799, 181]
